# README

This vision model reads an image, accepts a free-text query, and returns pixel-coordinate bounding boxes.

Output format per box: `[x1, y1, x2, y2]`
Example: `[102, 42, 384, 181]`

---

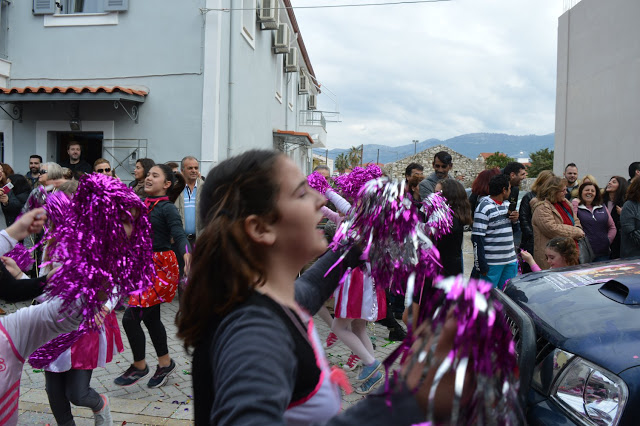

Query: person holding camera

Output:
[471, 174, 520, 288]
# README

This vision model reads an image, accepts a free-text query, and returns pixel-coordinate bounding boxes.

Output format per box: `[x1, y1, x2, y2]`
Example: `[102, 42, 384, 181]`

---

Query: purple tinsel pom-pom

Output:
[329, 178, 441, 295]
[333, 164, 383, 201]
[307, 171, 330, 194]
[40, 174, 154, 330]
[4, 244, 35, 272]
[383, 276, 522, 424]
[421, 192, 454, 240]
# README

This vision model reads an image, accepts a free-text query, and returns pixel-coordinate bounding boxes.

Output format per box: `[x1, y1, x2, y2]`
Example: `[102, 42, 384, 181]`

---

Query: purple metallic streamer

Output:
[421, 192, 454, 240]
[329, 178, 443, 295]
[383, 276, 521, 425]
[4, 243, 35, 272]
[333, 164, 383, 201]
[39, 174, 154, 331]
[23, 185, 48, 212]
[306, 171, 330, 195]
[28, 327, 85, 369]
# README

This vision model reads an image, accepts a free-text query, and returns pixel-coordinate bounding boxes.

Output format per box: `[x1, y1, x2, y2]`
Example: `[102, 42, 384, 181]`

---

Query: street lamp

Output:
[412, 139, 419, 154]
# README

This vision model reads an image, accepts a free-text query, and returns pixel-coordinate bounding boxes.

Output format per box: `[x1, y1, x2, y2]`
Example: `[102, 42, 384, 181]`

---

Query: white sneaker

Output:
[94, 394, 113, 426]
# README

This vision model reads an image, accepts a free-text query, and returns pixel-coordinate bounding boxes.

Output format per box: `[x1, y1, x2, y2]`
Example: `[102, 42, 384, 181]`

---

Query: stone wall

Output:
[382, 145, 485, 188]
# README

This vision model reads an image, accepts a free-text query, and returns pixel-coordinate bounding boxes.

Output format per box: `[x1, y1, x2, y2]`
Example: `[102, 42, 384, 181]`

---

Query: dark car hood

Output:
[505, 258, 640, 374]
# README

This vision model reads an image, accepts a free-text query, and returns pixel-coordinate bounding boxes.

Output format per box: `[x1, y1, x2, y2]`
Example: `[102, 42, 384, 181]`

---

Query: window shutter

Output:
[32, 0, 55, 15]
[104, 0, 129, 12]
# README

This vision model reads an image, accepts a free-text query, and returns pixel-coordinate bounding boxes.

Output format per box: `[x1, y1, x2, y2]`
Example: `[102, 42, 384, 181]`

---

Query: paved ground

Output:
[6, 234, 476, 425]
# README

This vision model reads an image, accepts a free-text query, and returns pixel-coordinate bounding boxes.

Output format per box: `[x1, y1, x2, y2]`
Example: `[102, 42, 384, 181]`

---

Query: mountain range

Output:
[314, 133, 555, 165]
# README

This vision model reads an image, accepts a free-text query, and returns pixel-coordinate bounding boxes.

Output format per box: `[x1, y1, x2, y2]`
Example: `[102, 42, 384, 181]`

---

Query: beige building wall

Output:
[554, 0, 640, 185]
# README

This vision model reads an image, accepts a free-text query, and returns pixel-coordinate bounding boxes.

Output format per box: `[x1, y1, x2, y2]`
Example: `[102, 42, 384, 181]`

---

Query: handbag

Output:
[578, 237, 595, 264]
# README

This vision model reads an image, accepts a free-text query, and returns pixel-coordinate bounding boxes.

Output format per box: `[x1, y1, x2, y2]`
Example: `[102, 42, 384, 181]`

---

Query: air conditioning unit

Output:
[258, 0, 278, 30]
[285, 48, 298, 73]
[308, 94, 317, 110]
[274, 23, 290, 53]
[299, 74, 309, 94]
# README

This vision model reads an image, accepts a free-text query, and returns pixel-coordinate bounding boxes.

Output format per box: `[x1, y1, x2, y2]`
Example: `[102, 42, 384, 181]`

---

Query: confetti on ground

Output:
[32, 369, 44, 373]
[182, 370, 191, 375]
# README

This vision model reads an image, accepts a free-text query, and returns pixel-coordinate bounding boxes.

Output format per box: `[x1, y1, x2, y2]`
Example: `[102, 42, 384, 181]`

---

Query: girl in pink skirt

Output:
[324, 189, 387, 395]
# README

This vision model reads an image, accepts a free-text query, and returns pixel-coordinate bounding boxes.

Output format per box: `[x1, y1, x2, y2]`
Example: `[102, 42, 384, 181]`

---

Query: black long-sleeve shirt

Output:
[192, 249, 424, 425]
[147, 199, 188, 256]
[0, 262, 46, 303]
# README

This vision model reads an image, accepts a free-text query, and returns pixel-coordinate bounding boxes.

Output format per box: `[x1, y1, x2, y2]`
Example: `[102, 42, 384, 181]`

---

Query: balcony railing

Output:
[299, 110, 326, 132]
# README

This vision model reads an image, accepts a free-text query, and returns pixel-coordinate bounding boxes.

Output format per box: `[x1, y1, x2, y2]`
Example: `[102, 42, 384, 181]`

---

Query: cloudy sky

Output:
[292, 0, 570, 149]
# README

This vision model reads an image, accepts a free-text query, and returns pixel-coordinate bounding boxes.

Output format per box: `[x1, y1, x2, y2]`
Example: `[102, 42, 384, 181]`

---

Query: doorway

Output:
[56, 132, 103, 167]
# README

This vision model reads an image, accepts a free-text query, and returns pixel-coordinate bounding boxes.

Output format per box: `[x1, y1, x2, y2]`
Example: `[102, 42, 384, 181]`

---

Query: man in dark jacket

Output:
[419, 151, 452, 200]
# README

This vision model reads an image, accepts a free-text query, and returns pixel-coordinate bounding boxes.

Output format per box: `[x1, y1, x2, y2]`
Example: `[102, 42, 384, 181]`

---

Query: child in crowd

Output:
[0, 209, 84, 426]
[115, 164, 190, 389]
[521, 236, 580, 271]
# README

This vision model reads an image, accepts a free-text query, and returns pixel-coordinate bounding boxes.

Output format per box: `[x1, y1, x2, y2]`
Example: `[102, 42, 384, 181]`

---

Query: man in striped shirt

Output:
[472, 174, 520, 288]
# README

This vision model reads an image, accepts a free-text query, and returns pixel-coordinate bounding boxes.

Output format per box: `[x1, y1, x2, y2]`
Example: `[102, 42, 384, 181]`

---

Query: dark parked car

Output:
[496, 258, 640, 426]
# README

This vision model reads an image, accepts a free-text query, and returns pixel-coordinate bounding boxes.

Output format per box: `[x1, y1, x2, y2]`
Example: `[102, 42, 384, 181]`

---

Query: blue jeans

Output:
[486, 262, 518, 289]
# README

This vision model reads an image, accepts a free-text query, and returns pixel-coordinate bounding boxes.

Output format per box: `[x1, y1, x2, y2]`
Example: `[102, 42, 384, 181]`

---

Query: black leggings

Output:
[122, 304, 168, 362]
[45, 369, 103, 426]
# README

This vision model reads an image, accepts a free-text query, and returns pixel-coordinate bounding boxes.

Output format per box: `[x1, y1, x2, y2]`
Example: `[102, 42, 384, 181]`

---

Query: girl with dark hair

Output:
[603, 176, 629, 259]
[434, 179, 472, 276]
[114, 164, 190, 389]
[575, 182, 616, 262]
[1, 174, 31, 227]
[129, 158, 156, 197]
[176, 150, 443, 425]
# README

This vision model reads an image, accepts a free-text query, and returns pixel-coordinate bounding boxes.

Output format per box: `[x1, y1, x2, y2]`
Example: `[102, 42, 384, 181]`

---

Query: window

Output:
[62, 0, 105, 14]
[33, 0, 128, 16]
[275, 56, 283, 103]
[241, 0, 256, 48]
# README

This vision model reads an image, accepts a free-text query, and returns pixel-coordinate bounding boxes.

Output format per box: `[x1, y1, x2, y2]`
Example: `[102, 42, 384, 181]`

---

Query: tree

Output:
[485, 152, 514, 169]
[348, 146, 362, 168]
[335, 153, 349, 173]
[527, 148, 554, 178]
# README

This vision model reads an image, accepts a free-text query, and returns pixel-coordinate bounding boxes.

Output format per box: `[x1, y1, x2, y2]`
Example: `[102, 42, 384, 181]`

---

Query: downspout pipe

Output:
[226, 0, 235, 159]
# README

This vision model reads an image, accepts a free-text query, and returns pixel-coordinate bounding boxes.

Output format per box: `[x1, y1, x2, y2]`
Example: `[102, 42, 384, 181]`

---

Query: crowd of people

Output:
[1, 141, 639, 425]
[403, 153, 640, 290]
[0, 141, 204, 425]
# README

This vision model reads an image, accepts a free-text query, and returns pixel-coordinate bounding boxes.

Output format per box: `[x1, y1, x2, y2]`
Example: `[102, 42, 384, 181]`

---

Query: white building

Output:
[0, 0, 328, 179]
[554, 0, 640, 184]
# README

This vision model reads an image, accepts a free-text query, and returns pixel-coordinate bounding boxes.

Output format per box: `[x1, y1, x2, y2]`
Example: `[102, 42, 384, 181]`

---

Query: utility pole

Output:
[360, 144, 364, 167]
[413, 139, 419, 155]
[376, 149, 380, 165]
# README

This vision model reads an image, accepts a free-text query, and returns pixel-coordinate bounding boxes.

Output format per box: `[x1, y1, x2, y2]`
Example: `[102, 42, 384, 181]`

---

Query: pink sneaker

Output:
[324, 332, 338, 349]
[343, 353, 361, 371]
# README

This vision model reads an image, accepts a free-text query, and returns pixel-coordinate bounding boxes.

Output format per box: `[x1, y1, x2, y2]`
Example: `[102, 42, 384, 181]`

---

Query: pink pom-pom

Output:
[307, 171, 330, 194]
[4, 243, 35, 272]
[421, 192, 454, 240]
[333, 164, 384, 201]
[382, 276, 521, 424]
[329, 178, 441, 295]
[40, 174, 154, 331]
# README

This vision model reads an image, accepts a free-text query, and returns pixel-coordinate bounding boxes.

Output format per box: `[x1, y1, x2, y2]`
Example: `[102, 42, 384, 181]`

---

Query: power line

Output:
[202, 0, 452, 13]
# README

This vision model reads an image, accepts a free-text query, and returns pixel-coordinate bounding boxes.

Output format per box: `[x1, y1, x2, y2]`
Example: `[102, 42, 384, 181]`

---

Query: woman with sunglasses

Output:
[93, 158, 117, 179]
